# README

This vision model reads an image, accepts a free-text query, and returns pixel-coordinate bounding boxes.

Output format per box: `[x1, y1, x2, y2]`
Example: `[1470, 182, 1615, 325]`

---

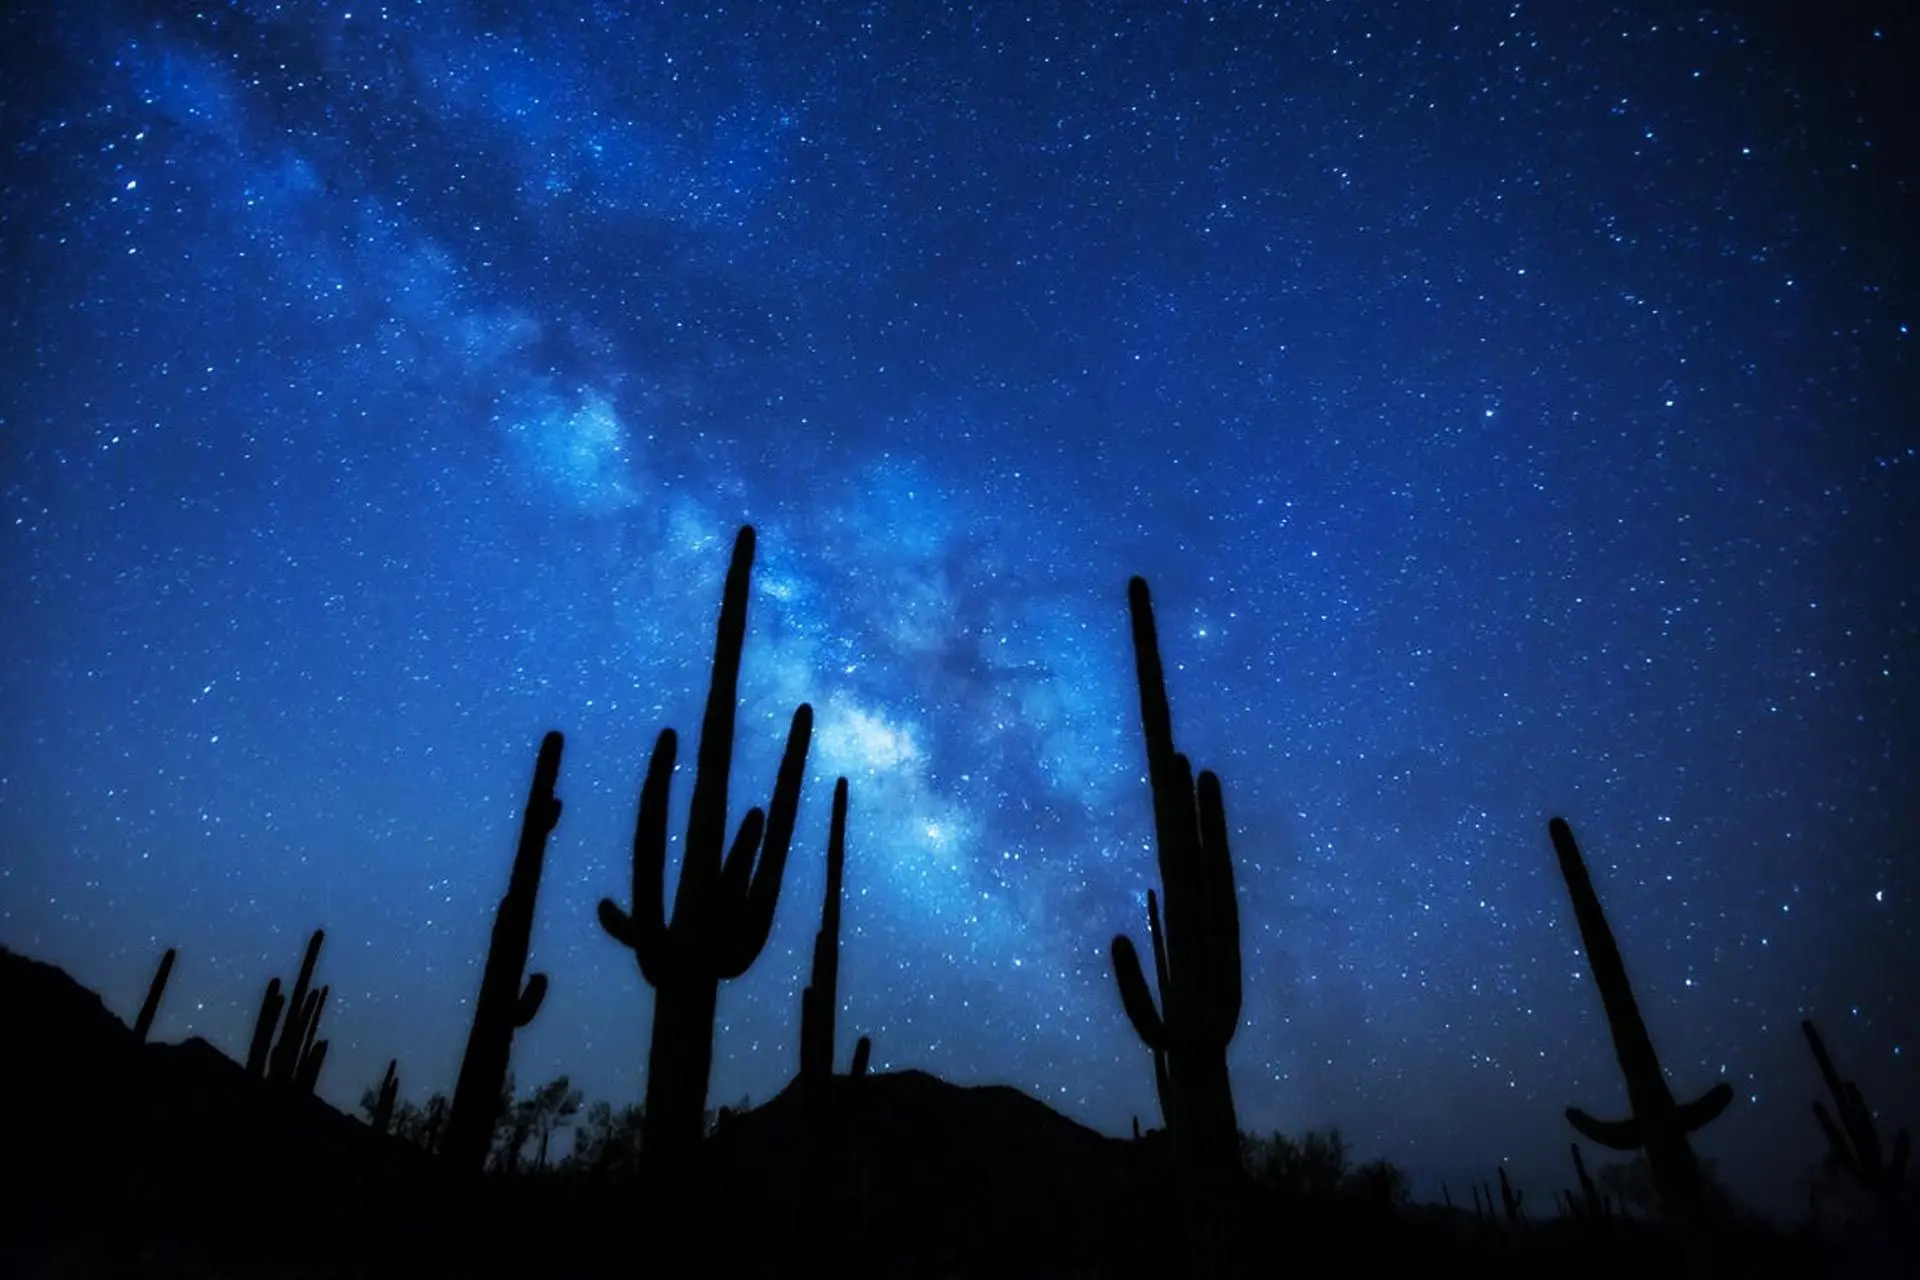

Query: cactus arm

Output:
[1566, 1108, 1645, 1151]
[716, 809, 768, 926]
[246, 978, 283, 1077]
[518, 973, 548, 1026]
[1676, 1082, 1734, 1131]
[1110, 936, 1169, 1049]
[725, 704, 814, 976]
[632, 727, 681, 985]
[443, 732, 564, 1175]
[598, 900, 639, 948]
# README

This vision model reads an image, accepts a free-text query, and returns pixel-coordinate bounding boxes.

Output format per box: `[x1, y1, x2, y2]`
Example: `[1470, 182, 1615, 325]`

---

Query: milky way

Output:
[2, 1, 1913, 1218]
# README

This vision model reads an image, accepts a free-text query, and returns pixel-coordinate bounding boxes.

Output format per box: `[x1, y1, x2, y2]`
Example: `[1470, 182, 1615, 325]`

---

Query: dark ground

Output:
[0, 944, 1905, 1277]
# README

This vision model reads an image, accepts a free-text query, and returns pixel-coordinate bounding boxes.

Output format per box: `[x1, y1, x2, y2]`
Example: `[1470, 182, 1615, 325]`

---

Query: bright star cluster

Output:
[2, 1, 1913, 1220]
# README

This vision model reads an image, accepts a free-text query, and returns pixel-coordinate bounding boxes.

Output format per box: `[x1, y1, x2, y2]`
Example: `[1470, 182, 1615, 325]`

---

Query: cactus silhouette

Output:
[801, 776, 868, 1112]
[1551, 816, 1731, 1224]
[248, 929, 329, 1094]
[370, 1059, 401, 1136]
[442, 730, 564, 1177]
[131, 947, 175, 1043]
[1803, 1018, 1910, 1215]
[1109, 575, 1242, 1277]
[600, 524, 813, 1178]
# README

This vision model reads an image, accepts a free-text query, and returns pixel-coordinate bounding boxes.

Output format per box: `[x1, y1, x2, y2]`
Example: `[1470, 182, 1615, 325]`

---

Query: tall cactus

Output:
[132, 947, 176, 1043]
[599, 524, 813, 1178]
[800, 776, 851, 1103]
[1803, 1019, 1910, 1215]
[1551, 816, 1731, 1224]
[1109, 575, 1243, 1276]
[442, 731, 565, 1177]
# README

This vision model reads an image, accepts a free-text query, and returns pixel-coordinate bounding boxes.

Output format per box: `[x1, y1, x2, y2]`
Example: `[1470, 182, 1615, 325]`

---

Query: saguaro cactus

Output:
[599, 524, 813, 1178]
[442, 731, 565, 1177]
[1803, 1019, 1910, 1214]
[246, 929, 329, 1094]
[1108, 575, 1243, 1276]
[800, 777, 861, 1105]
[132, 947, 176, 1043]
[1551, 816, 1731, 1224]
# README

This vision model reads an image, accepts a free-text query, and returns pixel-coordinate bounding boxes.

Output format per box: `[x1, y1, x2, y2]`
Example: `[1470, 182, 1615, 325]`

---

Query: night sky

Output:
[3, 0, 1914, 1222]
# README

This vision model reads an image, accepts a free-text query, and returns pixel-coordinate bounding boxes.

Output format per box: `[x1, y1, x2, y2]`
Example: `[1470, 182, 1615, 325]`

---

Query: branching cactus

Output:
[1108, 575, 1243, 1276]
[599, 524, 813, 1178]
[247, 929, 329, 1094]
[132, 947, 176, 1043]
[1803, 1019, 1911, 1214]
[371, 1059, 401, 1136]
[442, 731, 565, 1177]
[1551, 817, 1731, 1224]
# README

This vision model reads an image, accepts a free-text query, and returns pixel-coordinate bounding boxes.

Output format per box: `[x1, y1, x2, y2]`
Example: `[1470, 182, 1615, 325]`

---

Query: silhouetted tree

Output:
[1243, 1128, 1349, 1202]
[525, 1076, 584, 1171]
[569, 1100, 646, 1180]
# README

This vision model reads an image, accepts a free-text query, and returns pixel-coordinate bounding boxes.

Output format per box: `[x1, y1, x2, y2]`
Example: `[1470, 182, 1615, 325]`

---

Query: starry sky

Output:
[2, 0, 1914, 1222]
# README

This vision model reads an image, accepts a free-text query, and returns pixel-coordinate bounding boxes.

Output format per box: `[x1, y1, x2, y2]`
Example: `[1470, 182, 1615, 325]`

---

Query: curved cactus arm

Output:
[1145, 890, 1171, 1010]
[1566, 1107, 1645, 1151]
[600, 728, 678, 985]
[1112, 935, 1170, 1049]
[631, 728, 679, 983]
[717, 808, 769, 916]
[599, 900, 639, 947]
[1676, 1082, 1734, 1132]
[517, 973, 548, 1026]
[738, 707, 813, 927]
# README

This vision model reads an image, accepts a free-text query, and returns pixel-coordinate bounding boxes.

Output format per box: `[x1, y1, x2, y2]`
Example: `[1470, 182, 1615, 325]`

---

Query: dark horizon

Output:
[2, 0, 1914, 1227]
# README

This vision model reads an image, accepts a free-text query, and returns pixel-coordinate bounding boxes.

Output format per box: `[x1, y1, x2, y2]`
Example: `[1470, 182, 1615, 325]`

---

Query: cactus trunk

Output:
[442, 730, 564, 1177]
